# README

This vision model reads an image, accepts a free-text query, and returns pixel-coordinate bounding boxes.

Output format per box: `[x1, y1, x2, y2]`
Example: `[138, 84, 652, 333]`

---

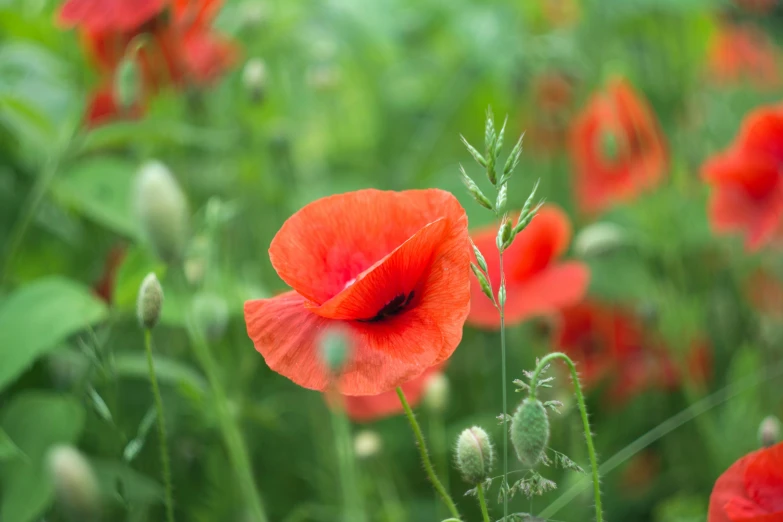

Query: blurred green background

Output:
[1, 0, 782, 520]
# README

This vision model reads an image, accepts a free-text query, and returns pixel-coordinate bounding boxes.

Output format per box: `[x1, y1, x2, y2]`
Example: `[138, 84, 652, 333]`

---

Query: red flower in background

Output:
[526, 72, 576, 155]
[570, 78, 668, 215]
[708, 442, 783, 522]
[467, 205, 590, 329]
[58, 0, 236, 127]
[702, 105, 783, 251]
[336, 365, 442, 422]
[708, 23, 780, 90]
[244, 189, 470, 396]
[553, 302, 687, 405]
[746, 269, 783, 319]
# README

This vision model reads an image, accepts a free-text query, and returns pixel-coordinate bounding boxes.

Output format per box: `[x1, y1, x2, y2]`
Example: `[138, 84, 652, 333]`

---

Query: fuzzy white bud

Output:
[573, 222, 626, 258]
[47, 445, 100, 519]
[242, 58, 267, 102]
[423, 373, 449, 413]
[759, 415, 781, 448]
[137, 273, 164, 329]
[353, 430, 382, 459]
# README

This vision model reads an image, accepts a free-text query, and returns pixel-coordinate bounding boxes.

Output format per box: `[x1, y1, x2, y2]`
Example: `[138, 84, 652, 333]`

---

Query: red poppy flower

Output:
[708, 23, 780, 90]
[337, 365, 442, 422]
[57, 0, 166, 32]
[467, 205, 589, 329]
[553, 302, 679, 405]
[708, 442, 783, 522]
[702, 105, 783, 251]
[244, 189, 470, 395]
[570, 78, 668, 215]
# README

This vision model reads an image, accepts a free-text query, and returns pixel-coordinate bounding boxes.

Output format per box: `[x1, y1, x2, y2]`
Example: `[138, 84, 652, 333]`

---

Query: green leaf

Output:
[92, 460, 164, 506]
[0, 427, 22, 461]
[0, 392, 85, 522]
[54, 157, 140, 238]
[0, 277, 108, 391]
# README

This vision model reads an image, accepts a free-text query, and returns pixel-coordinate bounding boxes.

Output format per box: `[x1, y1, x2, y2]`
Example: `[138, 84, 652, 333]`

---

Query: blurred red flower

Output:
[708, 442, 783, 522]
[702, 105, 783, 251]
[58, 0, 236, 127]
[336, 365, 442, 422]
[553, 302, 688, 405]
[467, 205, 589, 329]
[57, 0, 166, 32]
[244, 189, 471, 395]
[708, 23, 780, 90]
[526, 72, 576, 155]
[746, 269, 783, 318]
[569, 78, 668, 215]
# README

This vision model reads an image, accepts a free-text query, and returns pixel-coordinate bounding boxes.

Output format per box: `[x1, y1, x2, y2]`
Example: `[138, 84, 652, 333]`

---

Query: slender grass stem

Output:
[144, 330, 175, 522]
[530, 352, 602, 522]
[477, 482, 491, 522]
[329, 396, 366, 521]
[396, 387, 460, 519]
[498, 250, 509, 520]
[187, 321, 268, 522]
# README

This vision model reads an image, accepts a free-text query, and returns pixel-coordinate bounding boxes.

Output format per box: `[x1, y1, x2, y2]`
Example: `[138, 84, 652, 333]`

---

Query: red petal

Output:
[736, 106, 783, 162]
[58, 0, 165, 32]
[182, 29, 238, 84]
[745, 442, 783, 513]
[269, 189, 466, 306]
[306, 218, 448, 320]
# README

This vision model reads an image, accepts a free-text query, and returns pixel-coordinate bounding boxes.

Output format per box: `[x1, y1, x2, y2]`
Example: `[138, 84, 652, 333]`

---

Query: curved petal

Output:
[269, 189, 466, 305]
[306, 218, 448, 320]
[736, 105, 783, 162]
[244, 291, 333, 391]
[708, 183, 783, 252]
[702, 151, 780, 199]
[745, 442, 783, 512]
[504, 262, 590, 325]
[58, 0, 165, 31]
[710, 450, 760, 522]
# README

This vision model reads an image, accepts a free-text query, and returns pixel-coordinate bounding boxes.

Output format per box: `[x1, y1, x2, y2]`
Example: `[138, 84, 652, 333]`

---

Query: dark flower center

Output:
[358, 291, 415, 323]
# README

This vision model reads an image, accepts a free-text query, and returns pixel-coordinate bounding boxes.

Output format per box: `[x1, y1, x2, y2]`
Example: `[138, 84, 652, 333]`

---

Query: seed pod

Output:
[137, 273, 163, 329]
[510, 398, 550, 468]
[423, 373, 449, 413]
[455, 426, 493, 484]
[47, 445, 101, 520]
[759, 415, 781, 448]
[134, 161, 189, 264]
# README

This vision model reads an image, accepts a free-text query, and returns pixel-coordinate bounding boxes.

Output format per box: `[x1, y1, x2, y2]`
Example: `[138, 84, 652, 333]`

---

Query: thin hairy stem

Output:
[477, 482, 491, 522]
[396, 387, 460, 519]
[144, 330, 175, 522]
[186, 320, 268, 522]
[530, 352, 602, 522]
[329, 397, 366, 521]
[498, 250, 509, 520]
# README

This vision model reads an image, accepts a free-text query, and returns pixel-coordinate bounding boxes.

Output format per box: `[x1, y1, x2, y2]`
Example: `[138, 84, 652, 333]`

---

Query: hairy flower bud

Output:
[191, 292, 229, 341]
[423, 373, 449, 413]
[573, 222, 626, 258]
[759, 415, 781, 448]
[47, 445, 100, 520]
[134, 161, 189, 264]
[510, 398, 550, 468]
[319, 329, 351, 374]
[353, 430, 382, 459]
[455, 426, 493, 484]
[242, 58, 267, 103]
[137, 273, 163, 329]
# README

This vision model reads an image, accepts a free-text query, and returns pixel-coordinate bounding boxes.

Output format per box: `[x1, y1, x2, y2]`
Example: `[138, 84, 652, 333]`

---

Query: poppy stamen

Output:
[358, 291, 415, 323]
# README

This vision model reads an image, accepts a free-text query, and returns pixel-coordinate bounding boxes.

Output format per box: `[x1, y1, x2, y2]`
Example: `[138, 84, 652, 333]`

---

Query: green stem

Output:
[144, 330, 175, 522]
[187, 321, 268, 522]
[396, 387, 460, 520]
[530, 352, 603, 522]
[477, 482, 491, 522]
[498, 250, 509, 520]
[329, 399, 366, 521]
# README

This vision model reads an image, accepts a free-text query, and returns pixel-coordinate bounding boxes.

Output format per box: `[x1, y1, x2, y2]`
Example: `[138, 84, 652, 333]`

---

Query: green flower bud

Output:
[759, 415, 781, 448]
[423, 373, 449, 413]
[320, 329, 351, 374]
[573, 222, 626, 258]
[47, 445, 101, 520]
[137, 273, 164, 329]
[353, 430, 382, 459]
[134, 161, 189, 264]
[510, 398, 550, 468]
[455, 426, 493, 485]
[242, 58, 267, 103]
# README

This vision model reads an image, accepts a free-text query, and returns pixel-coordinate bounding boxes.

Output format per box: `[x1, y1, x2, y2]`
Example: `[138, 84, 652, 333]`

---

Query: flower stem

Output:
[530, 352, 603, 522]
[144, 329, 175, 522]
[186, 321, 268, 522]
[329, 397, 366, 521]
[477, 482, 491, 522]
[498, 249, 509, 520]
[396, 387, 460, 519]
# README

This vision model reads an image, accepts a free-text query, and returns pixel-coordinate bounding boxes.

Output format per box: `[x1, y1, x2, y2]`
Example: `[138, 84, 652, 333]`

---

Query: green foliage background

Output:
[1, 0, 782, 521]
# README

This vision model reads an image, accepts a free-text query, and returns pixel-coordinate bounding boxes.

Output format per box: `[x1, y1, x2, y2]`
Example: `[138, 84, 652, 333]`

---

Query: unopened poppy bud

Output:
[134, 161, 189, 264]
[423, 373, 449, 413]
[455, 426, 493, 485]
[510, 398, 550, 468]
[759, 415, 781, 447]
[137, 273, 163, 329]
[192, 292, 229, 341]
[114, 56, 140, 111]
[47, 445, 100, 520]
[354, 430, 382, 459]
[573, 222, 626, 258]
[320, 329, 351, 374]
[242, 58, 267, 103]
